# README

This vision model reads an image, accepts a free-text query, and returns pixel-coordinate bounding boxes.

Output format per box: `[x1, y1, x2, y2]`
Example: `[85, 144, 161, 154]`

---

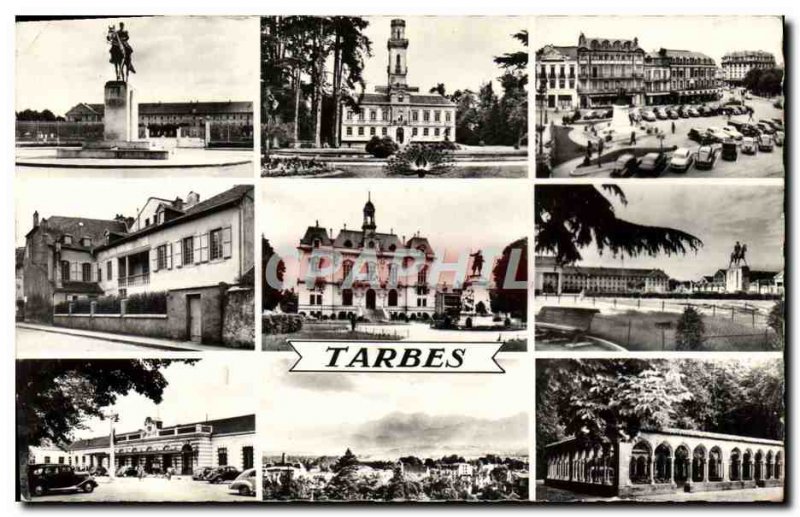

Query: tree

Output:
[262, 237, 286, 311]
[429, 83, 446, 97]
[329, 17, 372, 147]
[535, 185, 703, 265]
[493, 30, 528, 72]
[16, 359, 190, 499]
[491, 237, 527, 321]
[767, 299, 784, 349]
[675, 306, 705, 351]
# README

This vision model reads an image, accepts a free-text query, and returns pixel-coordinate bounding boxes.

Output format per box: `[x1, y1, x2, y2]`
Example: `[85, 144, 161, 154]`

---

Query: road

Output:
[16, 327, 177, 357]
[25, 476, 253, 503]
[550, 95, 784, 178]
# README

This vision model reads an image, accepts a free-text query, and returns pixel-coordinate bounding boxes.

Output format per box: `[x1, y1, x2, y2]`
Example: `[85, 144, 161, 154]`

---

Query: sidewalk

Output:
[16, 322, 239, 352]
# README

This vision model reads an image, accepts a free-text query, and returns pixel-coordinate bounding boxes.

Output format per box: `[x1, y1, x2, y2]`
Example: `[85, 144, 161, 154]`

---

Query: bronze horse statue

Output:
[107, 23, 136, 82]
[729, 243, 748, 267]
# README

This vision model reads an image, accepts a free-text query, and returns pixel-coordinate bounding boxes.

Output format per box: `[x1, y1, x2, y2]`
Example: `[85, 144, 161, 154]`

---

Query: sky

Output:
[340, 16, 526, 97]
[261, 357, 529, 458]
[70, 358, 257, 441]
[16, 16, 258, 116]
[262, 180, 531, 286]
[534, 15, 784, 66]
[15, 178, 245, 247]
[545, 184, 785, 281]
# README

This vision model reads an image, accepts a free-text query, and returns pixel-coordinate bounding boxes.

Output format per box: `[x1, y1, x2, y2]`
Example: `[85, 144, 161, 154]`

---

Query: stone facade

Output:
[340, 19, 456, 147]
[536, 45, 579, 110]
[545, 428, 784, 497]
[721, 51, 777, 85]
[576, 33, 646, 108]
[535, 256, 670, 295]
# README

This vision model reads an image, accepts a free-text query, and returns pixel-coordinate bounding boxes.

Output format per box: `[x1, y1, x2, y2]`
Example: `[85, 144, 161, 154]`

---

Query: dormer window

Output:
[81, 237, 91, 247]
[343, 240, 353, 248]
[63, 235, 73, 245]
[367, 240, 375, 249]
[313, 239, 321, 248]
[145, 218, 150, 227]
[158, 211, 165, 224]
[389, 244, 397, 252]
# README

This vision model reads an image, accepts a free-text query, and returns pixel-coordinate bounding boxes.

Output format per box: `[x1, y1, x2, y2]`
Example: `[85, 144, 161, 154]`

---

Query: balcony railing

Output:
[118, 272, 150, 287]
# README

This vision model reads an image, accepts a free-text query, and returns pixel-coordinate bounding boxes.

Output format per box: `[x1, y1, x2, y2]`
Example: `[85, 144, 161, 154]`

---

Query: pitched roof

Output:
[55, 282, 104, 295]
[68, 414, 255, 450]
[333, 229, 403, 251]
[536, 45, 578, 61]
[299, 226, 332, 247]
[67, 101, 253, 118]
[30, 216, 127, 250]
[93, 185, 253, 252]
[357, 92, 455, 107]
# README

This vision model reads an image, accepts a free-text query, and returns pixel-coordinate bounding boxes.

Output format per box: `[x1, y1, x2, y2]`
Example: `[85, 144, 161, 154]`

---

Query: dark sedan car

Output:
[207, 466, 242, 484]
[610, 153, 638, 178]
[28, 464, 97, 497]
[636, 152, 668, 177]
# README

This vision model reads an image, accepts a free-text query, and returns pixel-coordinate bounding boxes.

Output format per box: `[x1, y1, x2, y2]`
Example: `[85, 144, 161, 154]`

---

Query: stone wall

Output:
[222, 287, 255, 348]
[53, 313, 169, 338]
[166, 285, 224, 343]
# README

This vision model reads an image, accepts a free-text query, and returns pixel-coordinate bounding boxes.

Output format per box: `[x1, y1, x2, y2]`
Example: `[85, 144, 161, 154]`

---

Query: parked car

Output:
[667, 108, 679, 119]
[229, 468, 256, 496]
[687, 107, 700, 117]
[721, 126, 743, 140]
[677, 106, 690, 118]
[636, 152, 668, 177]
[741, 137, 758, 155]
[669, 147, 695, 172]
[642, 110, 657, 122]
[728, 120, 745, 130]
[28, 464, 97, 497]
[706, 127, 727, 140]
[610, 153, 638, 178]
[757, 134, 774, 152]
[739, 123, 761, 138]
[116, 466, 138, 477]
[774, 131, 784, 146]
[697, 106, 709, 117]
[207, 466, 241, 484]
[602, 108, 613, 119]
[721, 139, 738, 161]
[654, 107, 668, 120]
[584, 110, 598, 120]
[193, 466, 215, 481]
[695, 145, 719, 170]
[89, 466, 108, 477]
[756, 122, 775, 135]
[687, 127, 707, 143]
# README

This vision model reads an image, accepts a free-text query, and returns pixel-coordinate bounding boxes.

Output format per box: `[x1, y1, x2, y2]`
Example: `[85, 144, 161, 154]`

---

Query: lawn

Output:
[263, 329, 403, 351]
[588, 310, 779, 352]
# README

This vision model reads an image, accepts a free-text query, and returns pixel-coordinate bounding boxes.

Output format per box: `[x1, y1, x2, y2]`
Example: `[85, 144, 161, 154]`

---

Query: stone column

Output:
[648, 456, 654, 484]
[104, 81, 138, 142]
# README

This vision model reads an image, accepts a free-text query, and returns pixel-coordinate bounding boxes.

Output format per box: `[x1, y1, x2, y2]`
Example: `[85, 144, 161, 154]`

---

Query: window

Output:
[434, 110, 441, 122]
[145, 218, 150, 227]
[445, 111, 451, 122]
[342, 260, 353, 280]
[412, 127, 418, 136]
[44, 456, 50, 464]
[412, 110, 419, 122]
[210, 229, 224, 260]
[423, 128, 429, 136]
[156, 244, 168, 270]
[106, 261, 112, 280]
[81, 263, 92, 282]
[423, 110, 430, 122]
[418, 266, 428, 284]
[217, 448, 228, 466]
[370, 110, 376, 121]
[63, 235, 73, 245]
[342, 289, 353, 306]
[370, 127, 376, 136]
[243, 446, 254, 470]
[182, 236, 194, 265]
[58, 457, 64, 464]
[345, 110, 352, 121]
[81, 237, 91, 247]
[61, 261, 70, 281]
[358, 127, 364, 136]
[381, 127, 387, 136]
[346, 126, 352, 136]
[434, 128, 440, 136]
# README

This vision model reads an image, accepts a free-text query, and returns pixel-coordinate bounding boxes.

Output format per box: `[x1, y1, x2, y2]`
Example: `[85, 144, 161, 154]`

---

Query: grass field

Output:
[263, 329, 403, 351]
[588, 310, 779, 351]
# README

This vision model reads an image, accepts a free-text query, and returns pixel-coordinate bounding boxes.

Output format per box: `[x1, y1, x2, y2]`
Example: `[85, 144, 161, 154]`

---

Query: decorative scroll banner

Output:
[288, 341, 505, 373]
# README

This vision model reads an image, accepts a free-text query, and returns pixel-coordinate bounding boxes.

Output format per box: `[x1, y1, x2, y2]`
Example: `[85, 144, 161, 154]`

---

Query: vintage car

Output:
[28, 464, 98, 497]
[193, 466, 215, 481]
[721, 139, 738, 161]
[757, 134, 774, 152]
[229, 468, 256, 496]
[207, 466, 242, 484]
[740, 137, 758, 155]
[721, 126, 743, 141]
[669, 147, 695, 172]
[774, 131, 785, 146]
[610, 153, 638, 178]
[695, 145, 719, 170]
[636, 152, 668, 177]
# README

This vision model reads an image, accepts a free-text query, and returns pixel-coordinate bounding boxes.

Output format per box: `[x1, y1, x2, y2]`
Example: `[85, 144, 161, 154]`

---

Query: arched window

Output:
[343, 240, 353, 248]
[417, 265, 428, 285]
[388, 264, 398, 286]
[755, 450, 764, 481]
[775, 452, 783, 479]
[730, 448, 742, 481]
[629, 440, 651, 484]
[388, 289, 398, 307]
[743, 450, 753, 480]
[341, 289, 353, 306]
[342, 260, 353, 281]
[692, 445, 707, 482]
[395, 54, 401, 73]
[709, 447, 723, 481]
[654, 443, 672, 483]
[766, 451, 774, 480]
[674, 445, 690, 483]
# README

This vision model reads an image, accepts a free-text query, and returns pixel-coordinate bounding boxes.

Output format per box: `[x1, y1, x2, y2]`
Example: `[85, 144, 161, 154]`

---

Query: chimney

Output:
[174, 197, 184, 211]
[185, 191, 201, 209]
[33, 211, 39, 228]
[281, 452, 286, 464]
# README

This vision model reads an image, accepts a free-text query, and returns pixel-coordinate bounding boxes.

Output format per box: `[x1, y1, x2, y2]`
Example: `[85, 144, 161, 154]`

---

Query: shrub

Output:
[365, 136, 399, 158]
[675, 306, 705, 351]
[262, 313, 303, 335]
[572, 109, 582, 122]
[95, 296, 122, 314]
[54, 301, 70, 315]
[767, 300, 784, 349]
[125, 291, 168, 314]
[72, 298, 92, 314]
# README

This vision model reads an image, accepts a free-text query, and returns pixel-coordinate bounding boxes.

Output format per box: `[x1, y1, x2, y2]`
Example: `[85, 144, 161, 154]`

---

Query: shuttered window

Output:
[183, 236, 194, 265]
[210, 229, 223, 260]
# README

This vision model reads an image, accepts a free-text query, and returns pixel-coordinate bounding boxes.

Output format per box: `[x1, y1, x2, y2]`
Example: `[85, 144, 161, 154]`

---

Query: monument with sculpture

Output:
[726, 241, 750, 292]
[456, 250, 500, 329]
[57, 22, 168, 160]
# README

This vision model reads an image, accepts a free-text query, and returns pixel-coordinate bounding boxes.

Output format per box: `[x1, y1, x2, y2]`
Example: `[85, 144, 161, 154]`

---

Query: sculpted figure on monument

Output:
[107, 22, 136, 82]
[470, 250, 485, 276]
[729, 241, 748, 267]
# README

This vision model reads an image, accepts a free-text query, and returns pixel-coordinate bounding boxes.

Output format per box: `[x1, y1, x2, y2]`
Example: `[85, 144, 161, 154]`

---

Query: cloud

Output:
[283, 373, 356, 393]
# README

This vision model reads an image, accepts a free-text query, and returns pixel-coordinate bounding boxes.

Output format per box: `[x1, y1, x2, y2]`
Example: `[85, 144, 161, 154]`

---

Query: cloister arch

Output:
[674, 445, 690, 484]
[654, 443, 672, 483]
[743, 449, 753, 481]
[692, 445, 707, 482]
[629, 440, 651, 484]
[755, 450, 764, 481]
[709, 446, 723, 481]
[730, 448, 742, 481]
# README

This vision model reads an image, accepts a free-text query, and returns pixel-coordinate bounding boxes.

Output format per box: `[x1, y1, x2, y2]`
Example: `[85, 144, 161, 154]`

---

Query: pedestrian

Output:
[748, 109, 753, 122]
[137, 465, 144, 481]
[166, 466, 173, 480]
[349, 312, 357, 332]
[597, 139, 605, 168]
[671, 121, 675, 134]
[630, 131, 637, 146]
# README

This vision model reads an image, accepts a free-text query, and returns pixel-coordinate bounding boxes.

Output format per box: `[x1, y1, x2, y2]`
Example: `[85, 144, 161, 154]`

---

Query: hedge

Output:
[263, 313, 303, 335]
[125, 291, 168, 314]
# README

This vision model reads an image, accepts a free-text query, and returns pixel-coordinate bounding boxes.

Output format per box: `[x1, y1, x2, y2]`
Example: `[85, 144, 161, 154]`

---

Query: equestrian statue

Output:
[107, 22, 136, 82]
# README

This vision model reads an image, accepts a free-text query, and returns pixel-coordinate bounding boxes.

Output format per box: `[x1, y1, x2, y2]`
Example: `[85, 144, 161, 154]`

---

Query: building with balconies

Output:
[296, 195, 437, 321]
[576, 33, 646, 108]
[721, 50, 777, 85]
[536, 45, 579, 110]
[340, 19, 456, 147]
[535, 256, 670, 295]
[659, 49, 720, 104]
[644, 50, 672, 105]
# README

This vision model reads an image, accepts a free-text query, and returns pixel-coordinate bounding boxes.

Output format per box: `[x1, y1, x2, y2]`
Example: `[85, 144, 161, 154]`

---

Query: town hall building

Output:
[296, 195, 437, 320]
[340, 19, 457, 148]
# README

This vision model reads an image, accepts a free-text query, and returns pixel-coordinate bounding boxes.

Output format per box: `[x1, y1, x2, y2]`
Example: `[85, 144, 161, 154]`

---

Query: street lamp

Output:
[537, 83, 547, 155]
[104, 410, 119, 480]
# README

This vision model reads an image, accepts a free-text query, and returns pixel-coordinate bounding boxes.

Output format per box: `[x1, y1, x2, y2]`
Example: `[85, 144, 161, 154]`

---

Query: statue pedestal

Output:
[103, 80, 138, 142]
[457, 275, 496, 328]
[726, 265, 750, 293]
[597, 104, 646, 145]
[57, 80, 168, 160]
